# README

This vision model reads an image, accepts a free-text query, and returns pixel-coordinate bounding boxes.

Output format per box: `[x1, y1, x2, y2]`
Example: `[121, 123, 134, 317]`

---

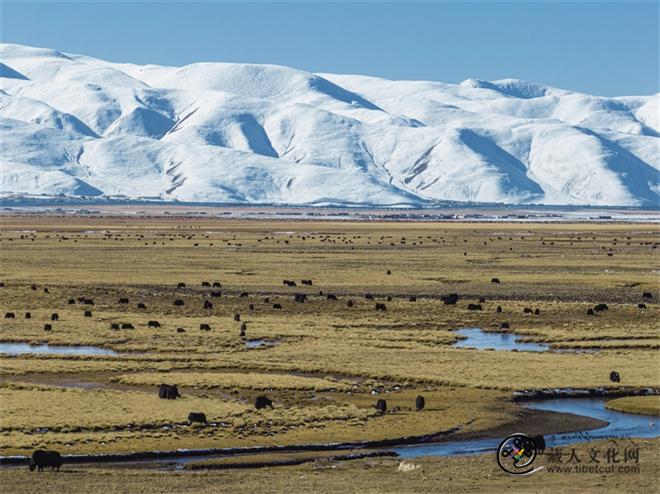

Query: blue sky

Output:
[2, 1, 658, 96]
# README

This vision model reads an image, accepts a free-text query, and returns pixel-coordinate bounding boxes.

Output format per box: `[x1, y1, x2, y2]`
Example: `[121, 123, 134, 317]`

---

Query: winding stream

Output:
[394, 398, 658, 458]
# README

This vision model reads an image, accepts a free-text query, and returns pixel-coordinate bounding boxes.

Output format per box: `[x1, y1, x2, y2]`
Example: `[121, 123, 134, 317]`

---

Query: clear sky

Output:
[1, 1, 658, 96]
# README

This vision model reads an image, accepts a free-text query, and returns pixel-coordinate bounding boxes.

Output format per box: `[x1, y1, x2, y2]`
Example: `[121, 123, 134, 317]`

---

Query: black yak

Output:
[375, 399, 387, 413]
[50, 313, 59, 321]
[188, 412, 207, 425]
[173, 299, 185, 306]
[84, 310, 92, 318]
[375, 303, 387, 311]
[255, 396, 274, 409]
[467, 304, 482, 311]
[200, 323, 211, 331]
[442, 293, 459, 305]
[158, 384, 181, 400]
[610, 371, 621, 383]
[147, 320, 161, 328]
[29, 450, 63, 472]
[415, 395, 425, 411]
[44, 324, 52, 332]
[204, 300, 213, 309]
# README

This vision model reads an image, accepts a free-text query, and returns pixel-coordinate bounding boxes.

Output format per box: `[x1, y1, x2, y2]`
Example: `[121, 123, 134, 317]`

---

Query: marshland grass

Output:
[0, 215, 657, 469]
[606, 396, 660, 416]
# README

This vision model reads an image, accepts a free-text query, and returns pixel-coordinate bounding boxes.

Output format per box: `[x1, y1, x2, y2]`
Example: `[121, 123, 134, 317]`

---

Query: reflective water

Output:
[0, 342, 118, 356]
[453, 328, 550, 352]
[394, 398, 659, 458]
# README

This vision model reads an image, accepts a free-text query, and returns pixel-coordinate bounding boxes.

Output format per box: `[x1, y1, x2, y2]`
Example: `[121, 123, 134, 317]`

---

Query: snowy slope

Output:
[1, 43, 658, 206]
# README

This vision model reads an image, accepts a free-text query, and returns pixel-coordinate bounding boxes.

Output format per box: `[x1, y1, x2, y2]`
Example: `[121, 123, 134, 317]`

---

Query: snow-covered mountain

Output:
[1, 43, 658, 206]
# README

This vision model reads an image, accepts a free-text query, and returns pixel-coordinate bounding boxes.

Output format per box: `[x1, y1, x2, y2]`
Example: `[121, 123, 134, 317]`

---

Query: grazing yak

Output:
[415, 395, 425, 411]
[210, 291, 222, 298]
[365, 294, 375, 300]
[212, 282, 222, 288]
[173, 299, 185, 306]
[264, 298, 270, 303]
[386, 270, 392, 275]
[82, 299, 94, 305]
[500, 322, 510, 329]
[158, 384, 181, 400]
[248, 304, 255, 311]
[587, 309, 595, 316]
[478, 297, 486, 303]
[294, 294, 307, 303]
[68, 299, 76, 305]
[441, 293, 459, 305]
[44, 324, 52, 332]
[301, 280, 313, 286]
[188, 412, 207, 425]
[638, 303, 647, 309]
[534, 308, 541, 315]
[327, 294, 338, 301]
[234, 314, 241, 322]
[201, 282, 211, 287]
[523, 308, 533, 314]
[29, 450, 63, 472]
[84, 310, 92, 318]
[111, 323, 120, 330]
[491, 278, 501, 284]
[532, 435, 546, 454]
[204, 300, 213, 309]
[4, 312, 15, 319]
[283, 280, 297, 287]
[200, 324, 211, 331]
[642, 292, 653, 299]
[409, 296, 417, 302]
[272, 303, 283, 310]
[594, 304, 609, 312]
[467, 304, 482, 311]
[240, 323, 247, 336]
[25, 312, 31, 319]
[51, 313, 59, 321]
[375, 399, 387, 413]
[346, 300, 354, 308]
[610, 371, 621, 383]
[375, 303, 387, 311]
[177, 282, 186, 288]
[121, 323, 134, 329]
[137, 303, 147, 309]
[240, 292, 249, 298]
[496, 306, 502, 313]
[148, 320, 161, 328]
[118, 298, 129, 304]
[255, 396, 274, 409]
[176, 327, 186, 333]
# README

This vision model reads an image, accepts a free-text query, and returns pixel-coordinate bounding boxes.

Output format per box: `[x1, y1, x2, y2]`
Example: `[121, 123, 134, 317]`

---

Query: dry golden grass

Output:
[0, 216, 657, 460]
[0, 438, 656, 494]
[606, 396, 660, 416]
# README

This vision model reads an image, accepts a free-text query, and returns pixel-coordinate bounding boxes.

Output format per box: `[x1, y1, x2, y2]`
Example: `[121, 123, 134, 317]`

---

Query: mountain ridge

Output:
[1, 43, 658, 207]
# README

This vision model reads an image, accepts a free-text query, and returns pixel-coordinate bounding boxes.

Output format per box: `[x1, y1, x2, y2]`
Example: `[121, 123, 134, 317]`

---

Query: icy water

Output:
[0, 342, 118, 356]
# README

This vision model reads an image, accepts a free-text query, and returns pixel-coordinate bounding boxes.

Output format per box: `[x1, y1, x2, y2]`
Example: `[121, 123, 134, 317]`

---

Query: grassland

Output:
[0, 214, 658, 491]
[0, 438, 656, 494]
[606, 396, 660, 416]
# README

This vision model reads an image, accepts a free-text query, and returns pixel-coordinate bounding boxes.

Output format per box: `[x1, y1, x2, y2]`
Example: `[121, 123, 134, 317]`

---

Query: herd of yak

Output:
[3, 276, 652, 473]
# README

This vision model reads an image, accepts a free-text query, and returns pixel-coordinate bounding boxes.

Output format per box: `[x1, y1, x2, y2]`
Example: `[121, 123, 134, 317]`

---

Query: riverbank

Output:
[2, 438, 657, 494]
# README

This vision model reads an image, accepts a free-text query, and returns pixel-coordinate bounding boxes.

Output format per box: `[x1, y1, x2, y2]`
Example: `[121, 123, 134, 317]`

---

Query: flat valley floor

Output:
[0, 215, 658, 493]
